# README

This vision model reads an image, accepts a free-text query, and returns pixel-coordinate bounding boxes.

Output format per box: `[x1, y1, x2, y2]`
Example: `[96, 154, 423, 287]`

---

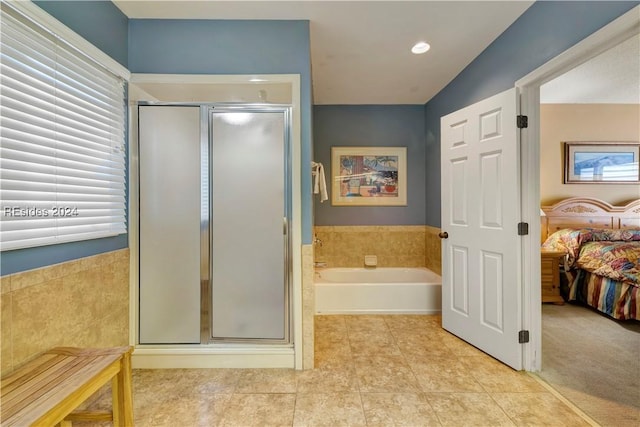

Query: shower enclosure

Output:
[138, 103, 292, 345]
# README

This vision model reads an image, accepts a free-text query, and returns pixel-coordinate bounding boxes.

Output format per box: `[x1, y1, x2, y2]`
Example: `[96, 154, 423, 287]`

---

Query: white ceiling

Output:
[113, 0, 534, 105]
[115, 1, 639, 105]
[540, 34, 640, 104]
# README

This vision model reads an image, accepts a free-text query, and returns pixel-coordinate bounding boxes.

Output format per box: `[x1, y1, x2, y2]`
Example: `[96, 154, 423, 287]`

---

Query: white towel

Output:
[312, 162, 328, 202]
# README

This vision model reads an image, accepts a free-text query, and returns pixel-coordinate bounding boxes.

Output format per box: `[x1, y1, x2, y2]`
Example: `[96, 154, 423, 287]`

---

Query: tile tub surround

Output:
[425, 225, 442, 275]
[301, 244, 315, 369]
[75, 315, 593, 427]
[0, 249, 130, 375]
[313, 225, 429, 268]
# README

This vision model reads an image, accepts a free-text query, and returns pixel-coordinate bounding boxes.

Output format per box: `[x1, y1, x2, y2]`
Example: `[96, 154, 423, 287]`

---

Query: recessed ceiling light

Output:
[411, 41, 431, 54]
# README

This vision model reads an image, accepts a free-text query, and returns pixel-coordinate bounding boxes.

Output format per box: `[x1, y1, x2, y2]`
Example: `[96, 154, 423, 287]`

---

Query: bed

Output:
[541, 197, 640, 320]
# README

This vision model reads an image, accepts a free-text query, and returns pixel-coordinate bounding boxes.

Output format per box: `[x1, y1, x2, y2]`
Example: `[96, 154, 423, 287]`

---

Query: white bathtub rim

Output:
[315, 266, 441, 284]
[314, 269, 442, 315]
[314, 308, 442, 315]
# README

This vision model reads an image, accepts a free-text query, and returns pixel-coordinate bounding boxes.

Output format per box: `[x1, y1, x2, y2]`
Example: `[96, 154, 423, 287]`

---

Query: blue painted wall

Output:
[128, 19, 314, 243]
[6, 1, 634, 274]
[313, 105, 426, 225]
[33, 1, 128, 67]
[423, 1, 639, 227]
[1, 1, 129, 276]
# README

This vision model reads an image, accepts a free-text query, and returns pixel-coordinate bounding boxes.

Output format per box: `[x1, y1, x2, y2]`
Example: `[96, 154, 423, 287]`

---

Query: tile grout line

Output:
[388, 318, 424, 398]
[528, 372, 601, 427]
[449, 338, 515, 426]
[410, 339, 447, 427]
[385, 316, 447, 427]
[292, 365, 299, 427]
[346, 316, 369, 426]
[484, 387, 527, 427]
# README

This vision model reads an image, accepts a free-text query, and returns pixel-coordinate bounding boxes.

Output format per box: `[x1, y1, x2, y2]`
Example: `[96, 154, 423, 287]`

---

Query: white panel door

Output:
[440, 88, 522, 369]
[139, 106, 202, 344]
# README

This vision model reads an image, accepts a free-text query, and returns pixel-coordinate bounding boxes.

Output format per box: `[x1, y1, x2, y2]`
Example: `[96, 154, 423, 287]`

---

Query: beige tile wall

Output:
[0, 249, 130, 375]
[301, 244, 314, 369]
[425, 225, 442, 275]
[313, 225, 432, 269]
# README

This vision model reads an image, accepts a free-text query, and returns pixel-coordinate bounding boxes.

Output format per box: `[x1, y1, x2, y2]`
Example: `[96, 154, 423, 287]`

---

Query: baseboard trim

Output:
[132, 346, 295, 369]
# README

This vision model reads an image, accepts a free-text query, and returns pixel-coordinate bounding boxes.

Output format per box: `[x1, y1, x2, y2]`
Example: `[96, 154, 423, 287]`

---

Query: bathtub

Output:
[314, 267, 441, 315]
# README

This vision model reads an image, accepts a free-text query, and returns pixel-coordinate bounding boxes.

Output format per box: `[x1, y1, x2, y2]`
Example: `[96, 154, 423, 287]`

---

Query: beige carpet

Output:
[539, 303, 640, 427]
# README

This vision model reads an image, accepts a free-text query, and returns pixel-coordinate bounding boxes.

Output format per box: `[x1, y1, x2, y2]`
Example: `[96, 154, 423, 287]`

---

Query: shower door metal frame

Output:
[137, 101, 292, 346]
[202, 104, 293, 345]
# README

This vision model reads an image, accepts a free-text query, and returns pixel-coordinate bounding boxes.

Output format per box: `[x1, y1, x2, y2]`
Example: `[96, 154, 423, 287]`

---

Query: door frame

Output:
[517, 5, 639, 371]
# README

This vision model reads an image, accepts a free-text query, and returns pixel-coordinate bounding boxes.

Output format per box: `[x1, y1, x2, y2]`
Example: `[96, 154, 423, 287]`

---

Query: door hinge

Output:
[517, 115, 528, 129]
[517, 222, 529, 236]
[518, 330, 530, 344]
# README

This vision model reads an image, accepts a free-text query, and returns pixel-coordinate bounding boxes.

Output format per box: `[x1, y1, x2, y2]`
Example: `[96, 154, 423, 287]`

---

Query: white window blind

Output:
[0, 3, 127, 251]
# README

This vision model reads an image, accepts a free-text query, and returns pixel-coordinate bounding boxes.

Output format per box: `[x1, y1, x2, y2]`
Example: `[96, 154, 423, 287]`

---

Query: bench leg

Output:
[112, 351, 134, 426]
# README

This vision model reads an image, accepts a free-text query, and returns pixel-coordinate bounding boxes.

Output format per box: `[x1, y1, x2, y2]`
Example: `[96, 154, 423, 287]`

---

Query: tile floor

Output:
[81, 315, 591, 426]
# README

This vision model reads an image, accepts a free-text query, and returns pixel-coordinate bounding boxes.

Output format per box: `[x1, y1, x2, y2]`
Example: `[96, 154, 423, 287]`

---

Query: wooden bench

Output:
[1, 346, 134, 426]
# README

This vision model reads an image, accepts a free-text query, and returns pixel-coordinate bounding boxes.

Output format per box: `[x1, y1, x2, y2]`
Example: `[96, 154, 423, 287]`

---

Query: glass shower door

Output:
[210, 107, 290, 342]
[139, 105, 202, 344]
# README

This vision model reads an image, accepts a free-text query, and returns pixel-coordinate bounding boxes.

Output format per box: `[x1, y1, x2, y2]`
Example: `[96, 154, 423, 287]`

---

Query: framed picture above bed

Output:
[563, 141, 640, 184]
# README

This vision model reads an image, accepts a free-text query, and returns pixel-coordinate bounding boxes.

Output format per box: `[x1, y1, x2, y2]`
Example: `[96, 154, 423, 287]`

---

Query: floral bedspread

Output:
[542, 228, 640, 319]
[542, 228, 640, 286]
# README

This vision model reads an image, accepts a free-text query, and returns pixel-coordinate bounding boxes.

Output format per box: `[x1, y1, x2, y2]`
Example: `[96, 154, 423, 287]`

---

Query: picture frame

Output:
[563, 141, 640, 184]
[331, 146, 407, 206]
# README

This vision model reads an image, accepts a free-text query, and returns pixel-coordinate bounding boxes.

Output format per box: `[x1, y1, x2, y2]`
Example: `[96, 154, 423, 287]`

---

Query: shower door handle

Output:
[283, 217, 288, 235]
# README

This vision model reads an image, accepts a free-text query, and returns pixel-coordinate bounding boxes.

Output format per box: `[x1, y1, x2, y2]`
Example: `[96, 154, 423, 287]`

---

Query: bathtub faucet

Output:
[313, 234, 323, 247]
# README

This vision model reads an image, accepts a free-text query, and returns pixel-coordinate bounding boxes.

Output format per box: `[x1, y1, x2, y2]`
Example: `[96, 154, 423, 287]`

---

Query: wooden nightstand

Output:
[541, 250, 566, 304]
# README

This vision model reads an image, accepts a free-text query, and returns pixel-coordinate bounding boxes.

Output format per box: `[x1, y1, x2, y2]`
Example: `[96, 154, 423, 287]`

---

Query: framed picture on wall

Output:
[331, 146, 407, 206]
[563, 141, 640, 184]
